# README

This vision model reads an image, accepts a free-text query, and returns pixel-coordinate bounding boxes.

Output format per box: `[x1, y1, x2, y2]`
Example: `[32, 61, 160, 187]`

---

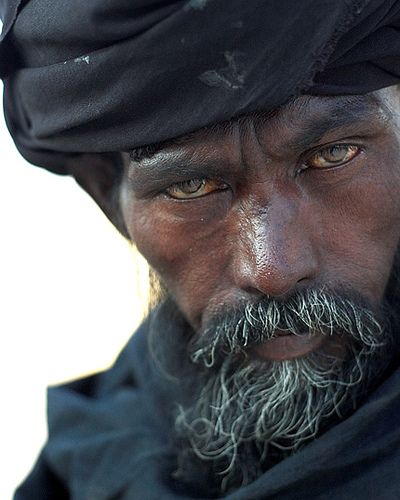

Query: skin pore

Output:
[111, 87, 400, 493]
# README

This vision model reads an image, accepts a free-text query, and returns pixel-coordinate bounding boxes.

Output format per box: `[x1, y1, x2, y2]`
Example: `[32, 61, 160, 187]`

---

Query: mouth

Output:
[252, 330, 326, 361]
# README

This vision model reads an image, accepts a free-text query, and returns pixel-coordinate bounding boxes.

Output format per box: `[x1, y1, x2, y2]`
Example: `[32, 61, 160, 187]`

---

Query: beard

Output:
[169, 285, 399, 495]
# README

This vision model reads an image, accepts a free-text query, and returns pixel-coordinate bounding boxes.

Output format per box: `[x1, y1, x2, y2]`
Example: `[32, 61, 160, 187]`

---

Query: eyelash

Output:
[297, 142, 363, 174]
[163, 177, 229, 200]
[159, 141, 364, 200]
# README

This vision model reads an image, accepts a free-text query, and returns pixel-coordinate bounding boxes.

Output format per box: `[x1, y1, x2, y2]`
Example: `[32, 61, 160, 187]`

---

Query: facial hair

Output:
[173, 287, 397, 495]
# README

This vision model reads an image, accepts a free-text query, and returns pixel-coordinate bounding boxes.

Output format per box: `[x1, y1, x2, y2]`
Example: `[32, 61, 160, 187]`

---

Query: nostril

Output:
[232, 214, 319, 299]
[233, 257, 319, 299]
[297, 277, 310, 284]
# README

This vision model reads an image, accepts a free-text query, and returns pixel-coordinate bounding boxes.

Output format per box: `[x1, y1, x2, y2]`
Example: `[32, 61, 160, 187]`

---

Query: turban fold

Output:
[1, 0, 400, 174]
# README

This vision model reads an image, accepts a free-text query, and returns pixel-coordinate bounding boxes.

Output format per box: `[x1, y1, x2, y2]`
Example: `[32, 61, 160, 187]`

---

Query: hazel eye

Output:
[306, 144, 361, 169]
[165, 178, 228, 199]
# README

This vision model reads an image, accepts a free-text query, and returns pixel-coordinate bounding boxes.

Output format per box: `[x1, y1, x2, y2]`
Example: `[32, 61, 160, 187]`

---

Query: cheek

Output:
[316, 164, 400, 302]
[123, 197, 232, 323]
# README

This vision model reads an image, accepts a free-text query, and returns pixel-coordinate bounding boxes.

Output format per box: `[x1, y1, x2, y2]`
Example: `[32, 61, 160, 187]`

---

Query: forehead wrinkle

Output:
[129, 93, 390, 164]
[253, 94, 391, 156]
[185, 93, 387, 158]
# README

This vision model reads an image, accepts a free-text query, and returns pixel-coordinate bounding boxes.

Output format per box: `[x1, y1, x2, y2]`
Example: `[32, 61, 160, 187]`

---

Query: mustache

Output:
[189, 287, 386, 368]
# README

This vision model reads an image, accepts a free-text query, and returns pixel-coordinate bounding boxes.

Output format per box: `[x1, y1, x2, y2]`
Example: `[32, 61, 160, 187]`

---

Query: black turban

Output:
[1, 0, 400, 174]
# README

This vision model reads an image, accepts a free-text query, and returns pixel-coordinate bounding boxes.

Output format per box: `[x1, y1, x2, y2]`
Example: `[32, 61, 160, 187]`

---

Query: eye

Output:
[165, 178, 228, 199]
[304, 144, 361, 170]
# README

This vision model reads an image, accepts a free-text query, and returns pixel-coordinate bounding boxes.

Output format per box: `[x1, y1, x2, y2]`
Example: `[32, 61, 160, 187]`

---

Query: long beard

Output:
[172, 287, 397, 495]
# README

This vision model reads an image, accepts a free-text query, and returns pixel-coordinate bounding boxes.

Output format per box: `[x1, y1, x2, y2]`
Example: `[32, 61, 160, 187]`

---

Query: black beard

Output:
[168, 286, 399, 496]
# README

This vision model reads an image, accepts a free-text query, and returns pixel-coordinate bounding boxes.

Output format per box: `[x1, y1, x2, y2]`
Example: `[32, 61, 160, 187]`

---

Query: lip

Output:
[253, 331, 326, 361]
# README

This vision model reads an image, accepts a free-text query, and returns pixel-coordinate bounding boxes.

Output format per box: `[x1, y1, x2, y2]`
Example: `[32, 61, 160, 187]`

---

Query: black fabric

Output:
[1, 0, 400, 174]
[5, 2, 400, 497]
[14, 312, 400, 499]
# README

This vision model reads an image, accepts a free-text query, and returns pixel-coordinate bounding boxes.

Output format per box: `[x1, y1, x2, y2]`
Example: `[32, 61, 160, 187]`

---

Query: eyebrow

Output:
[127, 153, 234, 194]
[280, 95, 389, 153]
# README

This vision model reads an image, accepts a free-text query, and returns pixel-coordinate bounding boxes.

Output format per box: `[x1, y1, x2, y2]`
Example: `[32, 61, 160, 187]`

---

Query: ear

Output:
[64, 152, 129, 238]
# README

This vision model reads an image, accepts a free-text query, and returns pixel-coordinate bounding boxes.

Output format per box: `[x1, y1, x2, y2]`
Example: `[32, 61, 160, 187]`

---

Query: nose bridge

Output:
[233, 189, 319, 297]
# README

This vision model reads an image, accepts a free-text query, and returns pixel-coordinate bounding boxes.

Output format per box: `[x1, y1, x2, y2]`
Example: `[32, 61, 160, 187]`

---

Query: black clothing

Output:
[1, 0, 400, 173]
[5, 1, 400, 497]
[14, 315, 400, 499]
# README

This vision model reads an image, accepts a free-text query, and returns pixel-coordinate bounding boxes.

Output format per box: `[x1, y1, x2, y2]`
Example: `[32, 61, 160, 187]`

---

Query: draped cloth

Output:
[5, 1, 400, 497]
[14, 311, 400, 499]
[1, 0, 400, 174]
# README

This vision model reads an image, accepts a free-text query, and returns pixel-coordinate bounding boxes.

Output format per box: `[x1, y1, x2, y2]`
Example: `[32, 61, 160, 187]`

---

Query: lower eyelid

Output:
[163, 185, 231, 202]
[306, 144, 364, 168]
[165, 178, 229, 196]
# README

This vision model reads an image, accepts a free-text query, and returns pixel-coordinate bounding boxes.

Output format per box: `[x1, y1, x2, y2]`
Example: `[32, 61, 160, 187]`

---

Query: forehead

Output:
[129, 89, 396, 162]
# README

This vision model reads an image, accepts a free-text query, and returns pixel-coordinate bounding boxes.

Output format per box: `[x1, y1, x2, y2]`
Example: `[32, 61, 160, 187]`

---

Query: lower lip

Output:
[253, 333, 326, 361]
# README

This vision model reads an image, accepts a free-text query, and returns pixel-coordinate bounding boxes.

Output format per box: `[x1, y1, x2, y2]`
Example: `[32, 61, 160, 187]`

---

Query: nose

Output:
[232, 193, 319, 298]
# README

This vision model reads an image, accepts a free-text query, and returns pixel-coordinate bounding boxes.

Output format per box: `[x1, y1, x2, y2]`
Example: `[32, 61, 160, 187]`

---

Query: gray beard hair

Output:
[174, 289, 393, 494]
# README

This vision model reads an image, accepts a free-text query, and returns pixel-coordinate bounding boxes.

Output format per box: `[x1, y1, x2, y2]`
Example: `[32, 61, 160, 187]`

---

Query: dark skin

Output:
[69, 87, 400, 360]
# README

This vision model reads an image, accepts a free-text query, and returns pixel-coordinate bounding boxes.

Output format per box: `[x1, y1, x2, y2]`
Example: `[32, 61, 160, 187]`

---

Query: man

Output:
[2, 0, 400, 498]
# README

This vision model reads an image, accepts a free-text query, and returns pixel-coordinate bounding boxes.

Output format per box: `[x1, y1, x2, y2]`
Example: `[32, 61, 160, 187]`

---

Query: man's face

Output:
[121, 88, 400, 359]
[117, 87, 400, 491]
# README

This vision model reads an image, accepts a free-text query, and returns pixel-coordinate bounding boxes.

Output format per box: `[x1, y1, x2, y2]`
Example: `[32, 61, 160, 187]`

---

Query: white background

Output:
[0, 82, 148, 499]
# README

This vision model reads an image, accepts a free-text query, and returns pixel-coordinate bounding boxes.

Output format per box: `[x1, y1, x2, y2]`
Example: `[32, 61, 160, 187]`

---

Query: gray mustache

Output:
[190, 288, 385, 367]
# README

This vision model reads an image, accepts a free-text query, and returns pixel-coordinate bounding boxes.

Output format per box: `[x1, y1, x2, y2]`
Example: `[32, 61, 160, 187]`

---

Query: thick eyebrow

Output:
[280, 95, 390, 153]
[126, 152, 232, 193]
